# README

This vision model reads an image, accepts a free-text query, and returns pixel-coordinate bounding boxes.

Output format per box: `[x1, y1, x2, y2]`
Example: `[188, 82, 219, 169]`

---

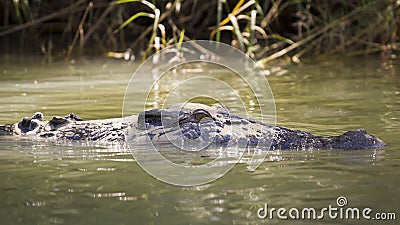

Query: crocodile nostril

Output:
[33, 112, 44, 121]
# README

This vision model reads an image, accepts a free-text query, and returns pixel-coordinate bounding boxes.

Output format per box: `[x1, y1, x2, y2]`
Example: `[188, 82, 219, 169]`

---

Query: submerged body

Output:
[0, 103, 385, 150]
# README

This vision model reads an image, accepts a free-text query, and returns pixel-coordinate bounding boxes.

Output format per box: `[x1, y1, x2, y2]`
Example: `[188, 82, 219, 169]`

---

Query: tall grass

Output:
[0, 0, 398, 64]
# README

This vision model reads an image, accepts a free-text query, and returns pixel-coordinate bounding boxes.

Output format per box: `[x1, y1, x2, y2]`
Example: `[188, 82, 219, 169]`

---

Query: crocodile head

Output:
[131, 103, 274, 149]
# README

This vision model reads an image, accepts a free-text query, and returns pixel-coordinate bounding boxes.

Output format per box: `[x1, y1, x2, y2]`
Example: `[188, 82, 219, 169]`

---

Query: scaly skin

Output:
[0, 103, 385, 150]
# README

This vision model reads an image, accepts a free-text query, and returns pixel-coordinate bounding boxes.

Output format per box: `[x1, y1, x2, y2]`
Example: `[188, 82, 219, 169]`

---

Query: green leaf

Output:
[118, 12, 155, 31]
[271, 34, 294, 44]
[115, 0, 156, 10]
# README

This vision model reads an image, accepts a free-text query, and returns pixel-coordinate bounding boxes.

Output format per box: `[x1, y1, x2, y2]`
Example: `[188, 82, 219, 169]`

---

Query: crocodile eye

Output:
[192, 109, 214, 122]
[194, 113, 207, 121]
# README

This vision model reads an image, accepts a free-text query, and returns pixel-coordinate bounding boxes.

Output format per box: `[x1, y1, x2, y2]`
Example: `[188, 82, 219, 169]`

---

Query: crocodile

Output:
[0, 103, 385, 150]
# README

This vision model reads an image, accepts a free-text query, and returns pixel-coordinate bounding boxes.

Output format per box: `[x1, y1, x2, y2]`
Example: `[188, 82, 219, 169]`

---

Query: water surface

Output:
[0, 56, 398, 224]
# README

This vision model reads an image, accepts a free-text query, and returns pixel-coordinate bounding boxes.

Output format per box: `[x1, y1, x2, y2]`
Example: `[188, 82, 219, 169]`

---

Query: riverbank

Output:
[1, 0, 398, 64]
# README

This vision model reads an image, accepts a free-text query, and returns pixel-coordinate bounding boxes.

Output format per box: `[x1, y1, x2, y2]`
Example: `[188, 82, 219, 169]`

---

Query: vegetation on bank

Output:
[0, 0, 398, 64]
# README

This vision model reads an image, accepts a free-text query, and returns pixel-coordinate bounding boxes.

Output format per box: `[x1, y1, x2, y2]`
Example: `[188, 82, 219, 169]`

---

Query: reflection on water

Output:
[0, 56, 399, 225]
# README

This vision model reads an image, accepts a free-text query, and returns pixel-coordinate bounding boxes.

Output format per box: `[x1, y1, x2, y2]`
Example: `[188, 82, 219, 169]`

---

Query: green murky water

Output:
[0, 56, 399, 225]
